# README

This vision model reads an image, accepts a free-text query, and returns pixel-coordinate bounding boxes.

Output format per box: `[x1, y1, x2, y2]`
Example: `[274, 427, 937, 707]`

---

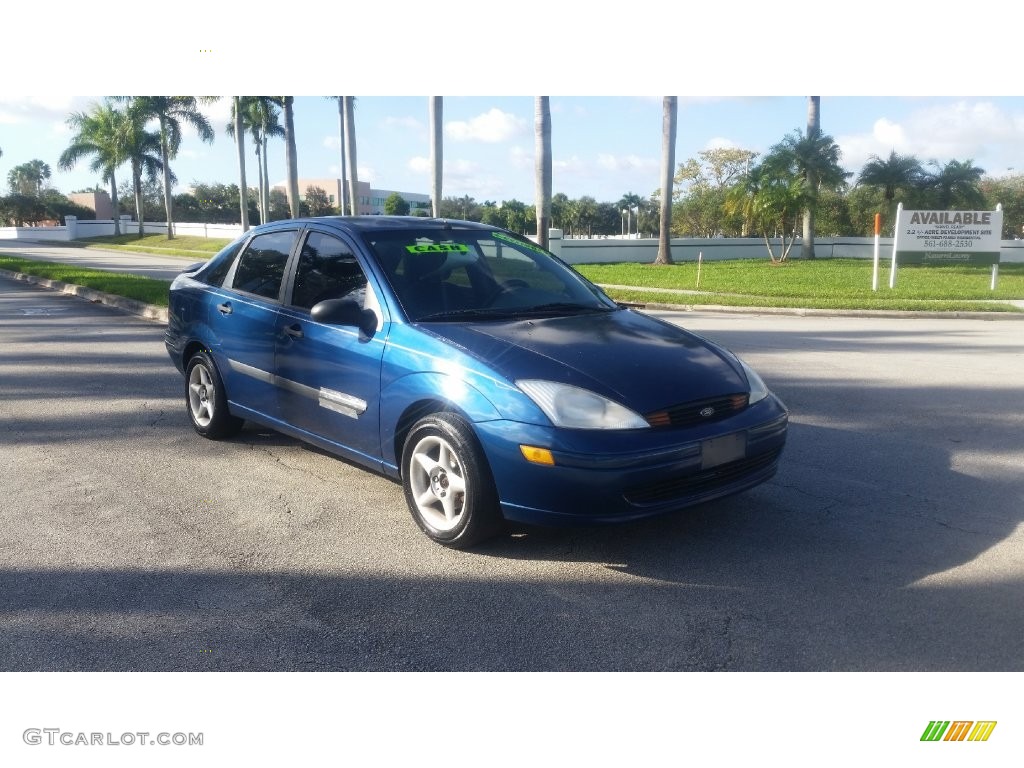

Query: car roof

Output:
[253, 216, 500, 234]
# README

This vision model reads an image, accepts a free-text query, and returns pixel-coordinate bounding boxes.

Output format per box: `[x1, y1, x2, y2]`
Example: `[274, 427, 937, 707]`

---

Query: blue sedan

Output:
[165, 217, 787, 547]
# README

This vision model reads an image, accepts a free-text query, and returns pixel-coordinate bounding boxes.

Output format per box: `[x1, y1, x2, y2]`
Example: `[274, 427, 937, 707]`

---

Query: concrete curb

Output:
[0, 268, 168, 324]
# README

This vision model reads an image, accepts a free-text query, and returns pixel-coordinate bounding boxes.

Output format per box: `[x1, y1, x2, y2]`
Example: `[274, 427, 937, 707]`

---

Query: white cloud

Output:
[384, 116, 424, 131]
[409, 156, 479, 176]
[324, 135, 341, 151]
[358, 165, 376, 183]
[446, 108, 526, 143]
[596, 153, 658, 173]
[0, 95, 95, 124]
[837, 101, 1024, 174]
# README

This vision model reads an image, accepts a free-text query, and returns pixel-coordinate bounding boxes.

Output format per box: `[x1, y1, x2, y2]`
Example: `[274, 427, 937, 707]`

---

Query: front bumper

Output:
[475, 396, 788, 527]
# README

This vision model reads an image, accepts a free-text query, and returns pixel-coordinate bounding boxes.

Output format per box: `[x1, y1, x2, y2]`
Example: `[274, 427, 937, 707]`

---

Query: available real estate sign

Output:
[895, 208, 1003, 265]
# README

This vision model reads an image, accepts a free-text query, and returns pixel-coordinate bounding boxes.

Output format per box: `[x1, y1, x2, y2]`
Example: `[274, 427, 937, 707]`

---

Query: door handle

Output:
[284, 324, 303, 339]
[217, 302, 232, 315]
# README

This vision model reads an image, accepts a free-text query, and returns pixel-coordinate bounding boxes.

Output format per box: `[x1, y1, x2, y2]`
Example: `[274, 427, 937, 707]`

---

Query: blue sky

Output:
[3, 4, 1024, 206]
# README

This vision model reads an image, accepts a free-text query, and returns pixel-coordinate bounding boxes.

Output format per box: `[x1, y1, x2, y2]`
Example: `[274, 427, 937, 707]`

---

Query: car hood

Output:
[421, 309, 748, 413]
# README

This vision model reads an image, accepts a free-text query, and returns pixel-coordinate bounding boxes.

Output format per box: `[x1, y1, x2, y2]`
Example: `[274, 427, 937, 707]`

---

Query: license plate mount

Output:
[701, 433, 746, 469]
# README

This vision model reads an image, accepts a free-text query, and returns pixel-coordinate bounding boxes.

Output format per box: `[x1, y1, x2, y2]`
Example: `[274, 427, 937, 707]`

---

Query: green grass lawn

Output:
[75, 233, 231, 259]
[575, 258, 1024, 312]
[0, 256, 171, 306]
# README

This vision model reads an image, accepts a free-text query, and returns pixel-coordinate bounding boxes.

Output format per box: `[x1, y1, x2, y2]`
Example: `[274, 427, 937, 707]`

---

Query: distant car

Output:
[165, 217, 788, 547]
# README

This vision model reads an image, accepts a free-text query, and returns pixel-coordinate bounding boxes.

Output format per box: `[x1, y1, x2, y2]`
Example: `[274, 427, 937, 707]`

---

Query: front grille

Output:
[645, 393, 748, 428]
[624, 448, 781, 506]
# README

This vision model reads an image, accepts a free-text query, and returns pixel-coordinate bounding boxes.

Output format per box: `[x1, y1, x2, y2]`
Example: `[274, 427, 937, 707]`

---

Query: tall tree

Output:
[654, 97, 677, 265]
[343, 97, 359, 216]
[119, 102, 166, 238]
[233, 97, 249, 231]
[802, 96, 821, 258]
[59, 102, 127, 234]
[430, 96, 443, 218]
[277, 97, 300, 218]
[116, 97, 215, 239]
[855, 150, 925, 232]
[534, 96, 552, 249]
[7, 159, 51, 197]
[228, 97, 284, 224]
[772, 127, 849, 259]
[925, 159, 986, 209]
[330, 97, 348, 215]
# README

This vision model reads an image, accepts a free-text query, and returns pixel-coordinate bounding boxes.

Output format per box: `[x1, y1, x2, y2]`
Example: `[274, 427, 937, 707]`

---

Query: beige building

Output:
[69, 190, 113, 219]
[276, 178, 430, 216]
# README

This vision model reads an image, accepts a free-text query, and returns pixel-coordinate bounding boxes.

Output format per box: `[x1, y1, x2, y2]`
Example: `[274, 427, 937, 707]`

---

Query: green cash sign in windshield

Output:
[405, 243, 470, 254]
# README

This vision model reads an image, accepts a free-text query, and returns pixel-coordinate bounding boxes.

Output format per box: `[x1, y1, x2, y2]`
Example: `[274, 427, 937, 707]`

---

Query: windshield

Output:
[362, 228, 618, 322]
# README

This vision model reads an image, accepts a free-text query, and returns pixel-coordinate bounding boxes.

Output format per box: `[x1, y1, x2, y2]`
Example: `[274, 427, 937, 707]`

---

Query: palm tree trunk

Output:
[261, 134, 270, 223]
[234, 97, 249, 231]
[254, 143, 265, 224]
[159, 116, 175, 239]
[109, 171, 121, 236]
[337, 98, 347, 214]
[802, 96, 821, 259]
[344, 97, 359, 216]
[655, 97, 677, 265]
[283, 97, 300, 218]
[534, 96, 552, 250]
[430, 96, 443, 218]
[133, 161, 145, 238]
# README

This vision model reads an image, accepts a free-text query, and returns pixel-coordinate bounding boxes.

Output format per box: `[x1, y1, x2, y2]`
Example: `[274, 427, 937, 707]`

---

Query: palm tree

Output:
[925, 159, 986, 209]
[430, 96, 443, 218]
[856, 150, 925, 231]
[802, 96, 820, 258]
[115, 97, 215, 239]
[7, 159, 52, 197]
[343, 97, 359, 216]
[534, 96, 551, 249]
[228, 97, 284, 224]
[771, 127, 849, 259]
[274, 97, 300, 218]
[119, 101, 166, 238]
[654, 96, 677, 265]
[329, 97, 348, 215]
[232, 97, 249, 231]
[727, 160, 807, 263]
[59, 103, 127, 234]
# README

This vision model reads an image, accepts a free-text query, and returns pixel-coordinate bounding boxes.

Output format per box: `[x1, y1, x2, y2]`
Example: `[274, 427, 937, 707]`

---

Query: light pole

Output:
[621, 208, 627, 237]
[633, 206, 640, 238]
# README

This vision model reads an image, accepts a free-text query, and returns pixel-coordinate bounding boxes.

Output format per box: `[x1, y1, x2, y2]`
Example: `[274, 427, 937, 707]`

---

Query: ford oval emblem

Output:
[700, 407, 716, 418]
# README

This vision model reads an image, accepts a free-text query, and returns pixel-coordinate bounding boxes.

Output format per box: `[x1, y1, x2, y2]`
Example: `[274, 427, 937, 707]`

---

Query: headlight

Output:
[738, 359, 769, 405]
[516, 380, 649, 430]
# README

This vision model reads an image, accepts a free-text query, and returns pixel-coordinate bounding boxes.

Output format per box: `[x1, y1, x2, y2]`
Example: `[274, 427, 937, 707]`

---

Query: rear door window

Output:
[229, 230, 297, 300]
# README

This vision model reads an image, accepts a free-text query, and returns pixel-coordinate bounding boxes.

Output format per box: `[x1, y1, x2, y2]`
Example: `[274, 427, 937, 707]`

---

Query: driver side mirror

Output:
[311, 298, 377, 335]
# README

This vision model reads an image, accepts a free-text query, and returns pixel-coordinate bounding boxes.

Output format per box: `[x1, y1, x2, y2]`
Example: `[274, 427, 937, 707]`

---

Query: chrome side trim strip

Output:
[226, 358, 367, 418]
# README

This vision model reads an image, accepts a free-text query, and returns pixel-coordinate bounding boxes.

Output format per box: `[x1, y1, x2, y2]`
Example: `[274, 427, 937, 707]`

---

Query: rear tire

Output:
[401, 412, 503, 548]
[185, 351, 244, 439]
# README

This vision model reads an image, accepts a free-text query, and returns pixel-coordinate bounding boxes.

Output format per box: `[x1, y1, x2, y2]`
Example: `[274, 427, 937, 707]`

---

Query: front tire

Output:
[185, 351, 244, 439]
[401, 412, 502, 548]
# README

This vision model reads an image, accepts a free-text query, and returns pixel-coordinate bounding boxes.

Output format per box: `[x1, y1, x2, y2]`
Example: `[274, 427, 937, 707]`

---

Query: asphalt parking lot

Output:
[1, 275, 1022, 671]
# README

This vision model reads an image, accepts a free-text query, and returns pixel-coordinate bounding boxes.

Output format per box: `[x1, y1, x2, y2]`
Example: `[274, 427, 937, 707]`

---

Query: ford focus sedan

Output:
[165, 217, 788, 548]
